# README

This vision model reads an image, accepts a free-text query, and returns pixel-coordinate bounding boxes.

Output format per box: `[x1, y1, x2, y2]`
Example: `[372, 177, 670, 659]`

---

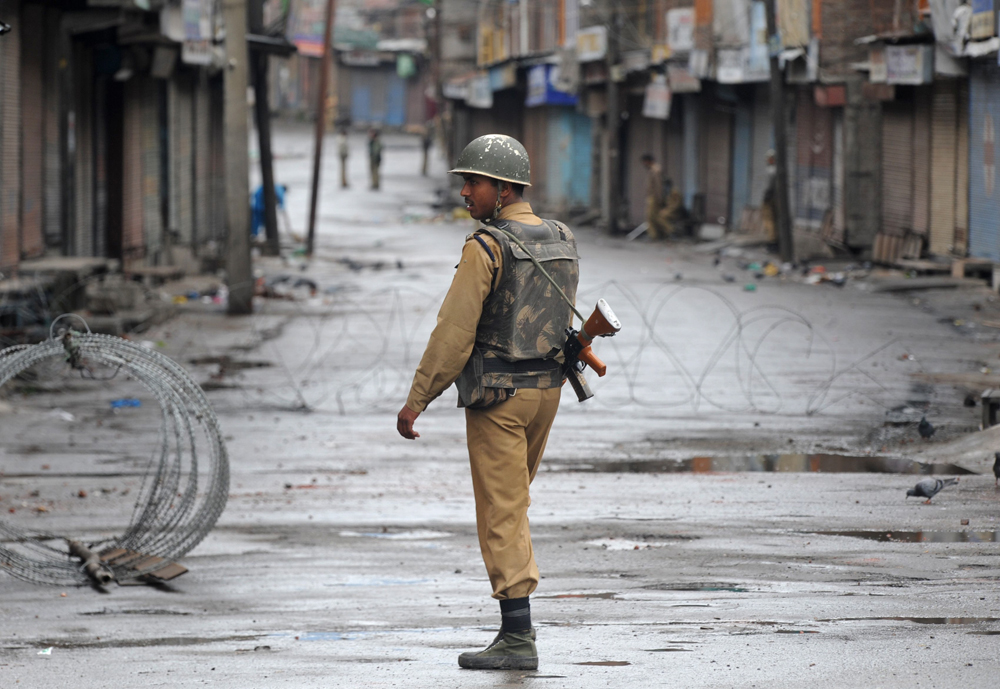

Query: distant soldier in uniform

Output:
[396, 134, 580, 671]
[337, 127, 349, 188]
[641, 153, 668, 239]
[641, 154, 686, 238]
[368, 127, 382, 190]
[420, 119, 434, 177]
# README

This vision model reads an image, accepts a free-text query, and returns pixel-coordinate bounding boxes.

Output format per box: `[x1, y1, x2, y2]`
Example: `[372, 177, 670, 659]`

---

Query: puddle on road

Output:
[537, 592, 619, 600]
[818, 617, 1000, 625]
[79, 608, 191, 616]
[642, 582, 749, 593]
[815, 530, 998, 543]
[645, 647, 694, 652]
[188, 355, 272, 370]
[8, 634, 262, 650]
[575, 661, 631, 667]
[547, 455, 974, 475]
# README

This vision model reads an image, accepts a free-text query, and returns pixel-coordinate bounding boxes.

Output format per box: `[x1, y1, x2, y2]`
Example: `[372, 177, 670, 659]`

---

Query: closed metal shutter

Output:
[73, 42, 94, 257]
[140, 78, 163, 262]
[169, 75, 195, 246]
[122, 80, 145, 266]
[881, 101, 913, 237]
[968, 61, 1000, 261]
[521, 107, 548, 212]
[544, 108, 592, 214]
[0, 0, 21, 273]
[209, 74, 227, 245]
[624, 95, 659, 227]
[911, 87, 931, 238]
[831, 110, 844, 241]
[682, 93, 699, 210]
[568, 111, 592, 209]
[704, 96, 732, 226]
[749, 83, 770, 206]
[955, 79, 970, 256]
[930, 80, 958, 255]
[93, 77, 107, 259]
[730, 99, 753, 227]
[20, 3, 45, 259]
[43, 7, 63, 250]
[193, 73, 211, 247]
[795, 89, 833, 229]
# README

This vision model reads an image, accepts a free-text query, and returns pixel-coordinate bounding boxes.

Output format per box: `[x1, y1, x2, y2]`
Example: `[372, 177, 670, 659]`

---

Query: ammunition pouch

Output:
[456, 347, 559, 410]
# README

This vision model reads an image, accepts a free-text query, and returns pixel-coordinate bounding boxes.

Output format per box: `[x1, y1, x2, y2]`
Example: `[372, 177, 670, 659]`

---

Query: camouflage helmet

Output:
[449, 134, 531, 186]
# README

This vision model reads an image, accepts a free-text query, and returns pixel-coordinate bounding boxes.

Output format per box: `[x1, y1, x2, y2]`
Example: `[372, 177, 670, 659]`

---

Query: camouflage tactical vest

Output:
[470, 217, 580, 392]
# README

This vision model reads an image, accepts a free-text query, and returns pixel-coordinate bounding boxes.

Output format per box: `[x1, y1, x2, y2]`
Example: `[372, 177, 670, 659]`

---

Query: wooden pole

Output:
[223, 0, 254, 315]
[605, 3, 621, 234]
[306, 0, 337, 258]
[764, 0, 794, 263]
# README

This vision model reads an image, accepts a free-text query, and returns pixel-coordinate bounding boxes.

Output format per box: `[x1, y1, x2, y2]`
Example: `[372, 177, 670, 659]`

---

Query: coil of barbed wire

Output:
[0, 320, 229, 586]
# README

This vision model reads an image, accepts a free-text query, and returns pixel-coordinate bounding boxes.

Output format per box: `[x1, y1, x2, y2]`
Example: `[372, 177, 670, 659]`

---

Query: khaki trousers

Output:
[646, 196, 668, 239]
[465, 386, 562, 600]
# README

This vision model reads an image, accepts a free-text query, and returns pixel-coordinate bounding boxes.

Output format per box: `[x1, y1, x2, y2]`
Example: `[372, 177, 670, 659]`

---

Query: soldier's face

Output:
[460, 174, 499, 221]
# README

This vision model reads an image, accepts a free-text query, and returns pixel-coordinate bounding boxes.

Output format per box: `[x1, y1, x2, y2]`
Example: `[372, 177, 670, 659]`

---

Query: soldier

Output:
[396, 134, 580, 670]
[337, 126, 349, 189]
[641, 153, 668, 239]
[368, 127, 382, 190]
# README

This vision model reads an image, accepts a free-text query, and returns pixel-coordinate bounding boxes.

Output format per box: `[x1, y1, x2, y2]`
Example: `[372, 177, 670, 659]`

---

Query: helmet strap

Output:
[492, 183, 504, 220]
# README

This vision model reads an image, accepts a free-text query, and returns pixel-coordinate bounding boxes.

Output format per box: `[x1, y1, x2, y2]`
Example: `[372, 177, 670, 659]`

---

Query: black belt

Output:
[481, 357, 561, 374]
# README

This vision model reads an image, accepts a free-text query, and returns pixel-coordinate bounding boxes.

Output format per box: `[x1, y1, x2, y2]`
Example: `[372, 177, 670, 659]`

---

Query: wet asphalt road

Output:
[1, 124, 999, 688]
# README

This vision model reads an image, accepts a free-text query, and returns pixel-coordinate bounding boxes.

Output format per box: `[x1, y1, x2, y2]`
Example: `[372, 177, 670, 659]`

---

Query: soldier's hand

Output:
[397, 405, 421, 439]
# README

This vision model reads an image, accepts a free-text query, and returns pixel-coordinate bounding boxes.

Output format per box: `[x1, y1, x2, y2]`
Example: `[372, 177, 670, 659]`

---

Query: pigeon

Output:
[918, 416, 936, 439]
[906, 477, 959, 504]
[993, 452, 1000, 487]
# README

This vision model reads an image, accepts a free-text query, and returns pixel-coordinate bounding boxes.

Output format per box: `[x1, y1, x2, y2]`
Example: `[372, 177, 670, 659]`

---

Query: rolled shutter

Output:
[911, 87, 931, 238]
[704, 96, 732, 226]
[122, 80, 145, 266]
[955, 79, 970, 256]
[930, 80, 958, 255]
[881, 102, 913, 237]
[43, 8, 63, 249]
[73, 42, 94, 257]
[0, 0, 21, 273]
[20, 3, 45, 259]
[969, 61, 1000, 261]
[140, 78, 163, 262]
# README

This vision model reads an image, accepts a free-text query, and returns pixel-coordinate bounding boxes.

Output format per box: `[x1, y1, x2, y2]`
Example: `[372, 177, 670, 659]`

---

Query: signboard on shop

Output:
[466, 73, 493, 109]
[181, 0, 213, 65]
[287, 0, 328, 57]
[642, 74, 672, 120]
[667, 8, 694, 52]
[667, 64, 701, 92]
[489, 63, 517, 91]
[972, 0, 995, 40]
[884, 44, 933, 84]
[525, 65, 578, 107]
[577, 26, 607, 62]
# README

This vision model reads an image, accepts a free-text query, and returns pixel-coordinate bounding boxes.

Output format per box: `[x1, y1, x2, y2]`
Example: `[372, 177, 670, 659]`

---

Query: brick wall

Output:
[819, 0, 877, 82]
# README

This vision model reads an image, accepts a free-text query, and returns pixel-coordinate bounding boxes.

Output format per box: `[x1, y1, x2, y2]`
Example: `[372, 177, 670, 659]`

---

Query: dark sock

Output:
[499, 597, 531, 633]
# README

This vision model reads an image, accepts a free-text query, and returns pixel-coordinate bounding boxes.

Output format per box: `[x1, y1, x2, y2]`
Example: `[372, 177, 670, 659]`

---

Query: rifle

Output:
[491, 227, 622, 402]
[563, 299, 621, 402]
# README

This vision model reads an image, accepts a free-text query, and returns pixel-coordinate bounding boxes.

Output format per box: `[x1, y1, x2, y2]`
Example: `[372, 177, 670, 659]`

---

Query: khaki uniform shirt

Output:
[646, 162, 664, 206]
[405, 201, 543, 413]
